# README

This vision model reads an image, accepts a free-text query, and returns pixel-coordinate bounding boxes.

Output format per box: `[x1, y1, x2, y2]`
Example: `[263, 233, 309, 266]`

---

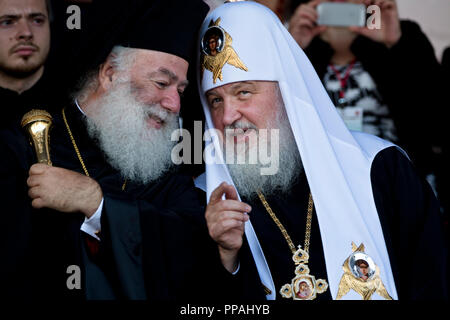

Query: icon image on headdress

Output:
[200, 17, 248, 84]
[202, 26, 225, 56]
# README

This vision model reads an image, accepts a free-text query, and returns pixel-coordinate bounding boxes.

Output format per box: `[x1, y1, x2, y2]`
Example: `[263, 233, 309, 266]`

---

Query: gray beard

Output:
[84, 82, 178, 185]
[225, 109, 303, 200]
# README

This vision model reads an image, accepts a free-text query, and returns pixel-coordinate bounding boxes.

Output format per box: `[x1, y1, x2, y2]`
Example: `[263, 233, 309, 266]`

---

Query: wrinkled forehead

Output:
[0, 0, 48, 15]
[129, 49, 189, 80]
[205, 80, 281, 97]
[199, 2, 281, 93]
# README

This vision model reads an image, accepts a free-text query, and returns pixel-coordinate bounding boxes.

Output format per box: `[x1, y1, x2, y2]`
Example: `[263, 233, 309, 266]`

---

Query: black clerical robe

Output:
[0, 69, 65, 131]
[0, 103, 219, 300]
[233, 147, 448, 300]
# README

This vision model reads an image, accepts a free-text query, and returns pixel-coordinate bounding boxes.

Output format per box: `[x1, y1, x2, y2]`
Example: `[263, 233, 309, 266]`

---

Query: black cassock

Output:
[233, 147, 448, 300]
[0, 70, 62, 131]
[0, 103, 225, 300]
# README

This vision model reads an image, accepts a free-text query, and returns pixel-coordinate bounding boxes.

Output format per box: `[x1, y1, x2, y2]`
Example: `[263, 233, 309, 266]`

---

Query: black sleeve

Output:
[351, 21, 441, 90]
[371, 146, 448, 299]
[0, 122, 47, 296]
[0, 135, 34, 299]
[351, 21, 445, 174]
[222, 236, 268, 301]
[93, 196, 147, 300]
[98, 174, 236, 301]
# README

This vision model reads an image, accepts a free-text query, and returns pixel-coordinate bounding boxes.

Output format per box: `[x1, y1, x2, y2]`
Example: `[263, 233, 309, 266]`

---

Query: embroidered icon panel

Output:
[337, 242, 392, 300]
[201, 17, 248, 84]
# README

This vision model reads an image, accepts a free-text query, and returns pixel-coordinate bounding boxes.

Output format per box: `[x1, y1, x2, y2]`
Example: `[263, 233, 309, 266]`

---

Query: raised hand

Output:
[205, 182, 250, 273]
[288, 0, 328, 49]
[349, 0, 402, 48]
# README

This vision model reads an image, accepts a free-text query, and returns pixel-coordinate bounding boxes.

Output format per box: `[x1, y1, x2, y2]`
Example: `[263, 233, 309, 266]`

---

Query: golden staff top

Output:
[21, 109, 53, 166]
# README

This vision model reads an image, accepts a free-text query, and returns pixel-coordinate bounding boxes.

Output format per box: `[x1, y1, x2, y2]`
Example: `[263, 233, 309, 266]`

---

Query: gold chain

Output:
[62, 108, 90, 176]
[304, 193, 313, 253]
[257, 191, 314, 255]
[258, 191, 329, 300]
[62, 108, 127, 191]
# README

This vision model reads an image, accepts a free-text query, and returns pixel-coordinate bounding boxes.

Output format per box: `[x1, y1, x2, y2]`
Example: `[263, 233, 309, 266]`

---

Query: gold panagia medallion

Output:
[336, 242, 393, 300]
[280, 245, 328, 300]
[201, 17, 248, 84]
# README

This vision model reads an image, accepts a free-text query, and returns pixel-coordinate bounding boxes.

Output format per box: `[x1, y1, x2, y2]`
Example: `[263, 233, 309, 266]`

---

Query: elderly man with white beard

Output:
[196, 1, 448, 301]
[0, 0, 219, 300]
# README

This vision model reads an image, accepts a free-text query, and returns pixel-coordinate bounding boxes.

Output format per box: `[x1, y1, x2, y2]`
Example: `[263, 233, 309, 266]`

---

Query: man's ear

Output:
[97, 54, 117, 92]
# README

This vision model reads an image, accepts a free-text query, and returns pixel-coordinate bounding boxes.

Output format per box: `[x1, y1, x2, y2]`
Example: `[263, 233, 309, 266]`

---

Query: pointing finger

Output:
[209, 182, 229, 204]
[223, 184, 239, 201]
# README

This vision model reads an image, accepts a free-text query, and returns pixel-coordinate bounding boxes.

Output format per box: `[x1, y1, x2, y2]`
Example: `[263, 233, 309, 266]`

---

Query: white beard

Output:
[225, 104, 303, 200]
[84, 82, 179, 185]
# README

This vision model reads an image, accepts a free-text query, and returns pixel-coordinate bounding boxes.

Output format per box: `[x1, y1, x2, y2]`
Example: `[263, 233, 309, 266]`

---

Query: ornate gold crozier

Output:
[21, 109, 53, 165]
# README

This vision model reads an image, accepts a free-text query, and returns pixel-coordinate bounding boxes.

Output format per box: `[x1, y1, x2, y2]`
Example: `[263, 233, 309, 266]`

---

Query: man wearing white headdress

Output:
[196, 1, 447, 300]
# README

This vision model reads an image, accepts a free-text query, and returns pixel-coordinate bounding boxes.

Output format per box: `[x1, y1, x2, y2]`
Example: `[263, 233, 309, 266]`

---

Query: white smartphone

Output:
[317, 2, 366, 27]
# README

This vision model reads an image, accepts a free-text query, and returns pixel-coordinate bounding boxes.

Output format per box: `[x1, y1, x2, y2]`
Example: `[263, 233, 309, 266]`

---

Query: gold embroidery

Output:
[336, 242, 392, 300]
[201, 18, 248, 84]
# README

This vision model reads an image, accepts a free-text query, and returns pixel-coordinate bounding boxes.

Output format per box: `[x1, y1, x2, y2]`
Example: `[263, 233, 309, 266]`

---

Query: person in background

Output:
[0, 0, 53, 128]
[0, 0, 213, 300]
[288, 0, 444, 191]
[196, 1, 447, 300]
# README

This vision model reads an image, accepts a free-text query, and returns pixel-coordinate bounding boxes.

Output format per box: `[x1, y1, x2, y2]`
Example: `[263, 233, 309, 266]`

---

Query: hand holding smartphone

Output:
[289, 0, 402, 49]
[288, 0, 328, 49]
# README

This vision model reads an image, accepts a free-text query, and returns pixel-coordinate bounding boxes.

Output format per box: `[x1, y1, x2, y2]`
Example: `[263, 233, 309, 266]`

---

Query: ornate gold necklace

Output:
[257, 191, 328, 300]
[62, 108, 127, 191]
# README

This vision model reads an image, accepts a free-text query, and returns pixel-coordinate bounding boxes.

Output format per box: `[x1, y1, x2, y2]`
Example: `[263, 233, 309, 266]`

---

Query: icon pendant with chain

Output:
[280, 245, 328, 300]
[257, 191, 328, 300]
